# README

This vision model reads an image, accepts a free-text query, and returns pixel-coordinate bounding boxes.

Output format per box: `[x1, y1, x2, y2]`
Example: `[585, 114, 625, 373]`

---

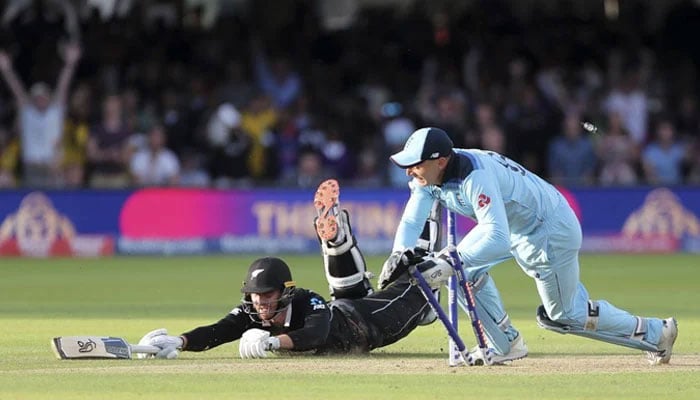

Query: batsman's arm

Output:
[274, 334, 294, 350]
[181, 307, 252, 351]
[285, 296, 331, 351]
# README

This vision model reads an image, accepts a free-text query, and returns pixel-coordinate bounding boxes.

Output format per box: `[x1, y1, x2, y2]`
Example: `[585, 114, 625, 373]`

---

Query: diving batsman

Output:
[138, 179, 453, 358]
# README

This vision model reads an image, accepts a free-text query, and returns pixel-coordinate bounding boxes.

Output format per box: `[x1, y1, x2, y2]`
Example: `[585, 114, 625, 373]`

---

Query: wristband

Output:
[266, 336, 281, 351]
[179, 335, 188, 350]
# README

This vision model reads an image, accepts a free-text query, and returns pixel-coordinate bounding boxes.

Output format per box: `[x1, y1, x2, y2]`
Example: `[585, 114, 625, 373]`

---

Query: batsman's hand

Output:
[239, 328, 280, 359]
[137, 328, 183, 359]
[378, 248, 425, 290]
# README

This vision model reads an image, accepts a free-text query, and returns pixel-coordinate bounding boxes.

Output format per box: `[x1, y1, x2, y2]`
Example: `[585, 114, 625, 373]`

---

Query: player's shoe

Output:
[314, 179, 341, 242]
[647, 317, 678, 365]
[469, 334, 528, 365]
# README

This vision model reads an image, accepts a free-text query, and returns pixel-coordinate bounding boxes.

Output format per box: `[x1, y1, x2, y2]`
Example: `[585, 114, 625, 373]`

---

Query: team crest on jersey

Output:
[477, 194, 491, 208]
[310, 297, 326, 310]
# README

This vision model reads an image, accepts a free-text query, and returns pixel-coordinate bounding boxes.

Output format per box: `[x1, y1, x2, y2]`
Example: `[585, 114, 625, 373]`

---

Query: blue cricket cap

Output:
[390, 127, 454, 168]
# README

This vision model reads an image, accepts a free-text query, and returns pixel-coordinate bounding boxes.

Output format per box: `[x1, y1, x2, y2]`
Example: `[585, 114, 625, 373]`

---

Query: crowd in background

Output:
[0, 0, 699, 190]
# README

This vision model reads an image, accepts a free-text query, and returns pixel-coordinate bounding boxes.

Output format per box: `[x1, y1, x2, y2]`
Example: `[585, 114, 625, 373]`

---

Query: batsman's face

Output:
[251, 290, 282, 321]
[405, 158, 446, 186]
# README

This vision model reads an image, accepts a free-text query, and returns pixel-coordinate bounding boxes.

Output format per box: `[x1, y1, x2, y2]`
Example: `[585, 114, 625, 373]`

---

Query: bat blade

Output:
[52, 336, 160, 360]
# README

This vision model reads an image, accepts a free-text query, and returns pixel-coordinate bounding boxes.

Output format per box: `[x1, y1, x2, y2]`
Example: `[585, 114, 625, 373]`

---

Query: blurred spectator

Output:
[642, 119, 688, 186]
[321, 126, 354, 179]
[353, 147, 383, 188]
[186, 75, 212, 153]
[122, 87, 154, 136]
[381, 102, 415, 188]
[686, 142, 700, 185]
[240, 92, 278, 179]
[603, 68, 649, 146]
[251, 38, 302, 110]
[481, 125, 507, 154]
[216, 59, 256, 109]
[206, 103, 251, 188]
[381, 102, 414, 149]
[673, 94, 700, 142]
[61, 83, 91, 188]
[416, 59, 464, 133]
[129, 124, 180, 186]
[504, 83, 556, 176]
[280, 148, 331, 189]
[86, 94, 133, 188]
[547, 113, 597, 187]
[596, 112, 639, 186]
[0, 126, 19, 188]
[178, 152, 210, 188]
[438, 91, 468, 146]
[465, 102, 501, 149]
[159, 87, 191, 157]
[273, 97, 310, 184]
[0, 42, 81, 187]
[358, 73, 392, 123]
[0, 2, 697, 190]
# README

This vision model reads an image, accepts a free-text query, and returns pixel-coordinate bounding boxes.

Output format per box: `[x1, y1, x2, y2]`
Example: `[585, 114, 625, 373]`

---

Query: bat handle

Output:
[130, 344, 162, 354]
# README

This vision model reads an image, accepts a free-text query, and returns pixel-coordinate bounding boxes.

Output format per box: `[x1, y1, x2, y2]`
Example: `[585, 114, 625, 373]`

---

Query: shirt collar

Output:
[440, 151, 460, 184]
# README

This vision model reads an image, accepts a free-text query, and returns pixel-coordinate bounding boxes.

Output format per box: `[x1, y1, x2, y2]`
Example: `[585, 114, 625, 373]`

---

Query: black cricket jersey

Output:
[181, 279, 430, 354]
[181, 288, 364, 353]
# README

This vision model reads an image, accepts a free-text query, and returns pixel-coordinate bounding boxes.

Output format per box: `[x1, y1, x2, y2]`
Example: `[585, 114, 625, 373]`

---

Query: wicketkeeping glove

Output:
[239, 328, 281, 359]
[378, 248, 425, 290]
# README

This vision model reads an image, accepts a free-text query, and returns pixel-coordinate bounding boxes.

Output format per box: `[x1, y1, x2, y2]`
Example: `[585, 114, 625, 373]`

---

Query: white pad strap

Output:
[469, 273, 510, 333]
[471, 273, 488, 292]
[497, 315, 512, 332]
[325, 246, 366, 288]
[630, 317, 647, 342]
[584, 300, 600, 331]
[322, 238, 353, 256]
[417, 200, 442, 252]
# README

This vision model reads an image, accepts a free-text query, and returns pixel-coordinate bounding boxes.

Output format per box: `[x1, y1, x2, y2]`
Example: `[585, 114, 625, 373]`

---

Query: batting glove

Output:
[150, 334, 184, 350]
[239, 328, 280, 359]
[137, 328, 183, 359]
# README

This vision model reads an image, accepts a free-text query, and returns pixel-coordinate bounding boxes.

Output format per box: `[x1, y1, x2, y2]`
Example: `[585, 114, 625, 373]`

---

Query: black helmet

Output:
[241, 257, 295, 294]
[240, 257, 296, 320]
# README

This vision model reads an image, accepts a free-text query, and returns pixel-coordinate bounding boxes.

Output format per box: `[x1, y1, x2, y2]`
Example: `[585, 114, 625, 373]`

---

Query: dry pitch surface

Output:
[15, 354, 700, 375]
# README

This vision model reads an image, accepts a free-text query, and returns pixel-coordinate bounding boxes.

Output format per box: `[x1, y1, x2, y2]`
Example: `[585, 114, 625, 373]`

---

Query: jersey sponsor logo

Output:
[310, 297, 326, 310]
[477, 194, 491, 208]
[230, 307, 242, 315]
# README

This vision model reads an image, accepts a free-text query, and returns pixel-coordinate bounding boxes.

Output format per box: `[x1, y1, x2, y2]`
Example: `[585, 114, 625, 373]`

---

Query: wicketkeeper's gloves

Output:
[378, 248, 427, 290]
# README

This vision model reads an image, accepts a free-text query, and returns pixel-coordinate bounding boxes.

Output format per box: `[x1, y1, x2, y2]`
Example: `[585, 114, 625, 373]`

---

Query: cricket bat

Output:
[52, 336, 161, 359]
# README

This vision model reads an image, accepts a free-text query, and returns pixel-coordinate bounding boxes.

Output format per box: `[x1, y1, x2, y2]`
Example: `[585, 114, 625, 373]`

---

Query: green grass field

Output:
[1, 254, 699, 399]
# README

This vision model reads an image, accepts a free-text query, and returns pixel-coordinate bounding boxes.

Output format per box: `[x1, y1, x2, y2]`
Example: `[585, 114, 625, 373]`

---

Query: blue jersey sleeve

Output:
[392, 180, 434, 251]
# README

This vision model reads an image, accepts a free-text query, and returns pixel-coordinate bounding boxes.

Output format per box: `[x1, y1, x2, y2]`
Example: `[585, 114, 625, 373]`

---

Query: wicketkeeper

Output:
[139, 180, 453, 358]
[384, 126, 678, 365]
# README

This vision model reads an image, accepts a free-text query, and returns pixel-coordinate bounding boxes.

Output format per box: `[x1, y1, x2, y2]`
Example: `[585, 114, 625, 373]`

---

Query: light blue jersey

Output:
[393, 149, 666, 354]
[393, 149, 566, 272]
